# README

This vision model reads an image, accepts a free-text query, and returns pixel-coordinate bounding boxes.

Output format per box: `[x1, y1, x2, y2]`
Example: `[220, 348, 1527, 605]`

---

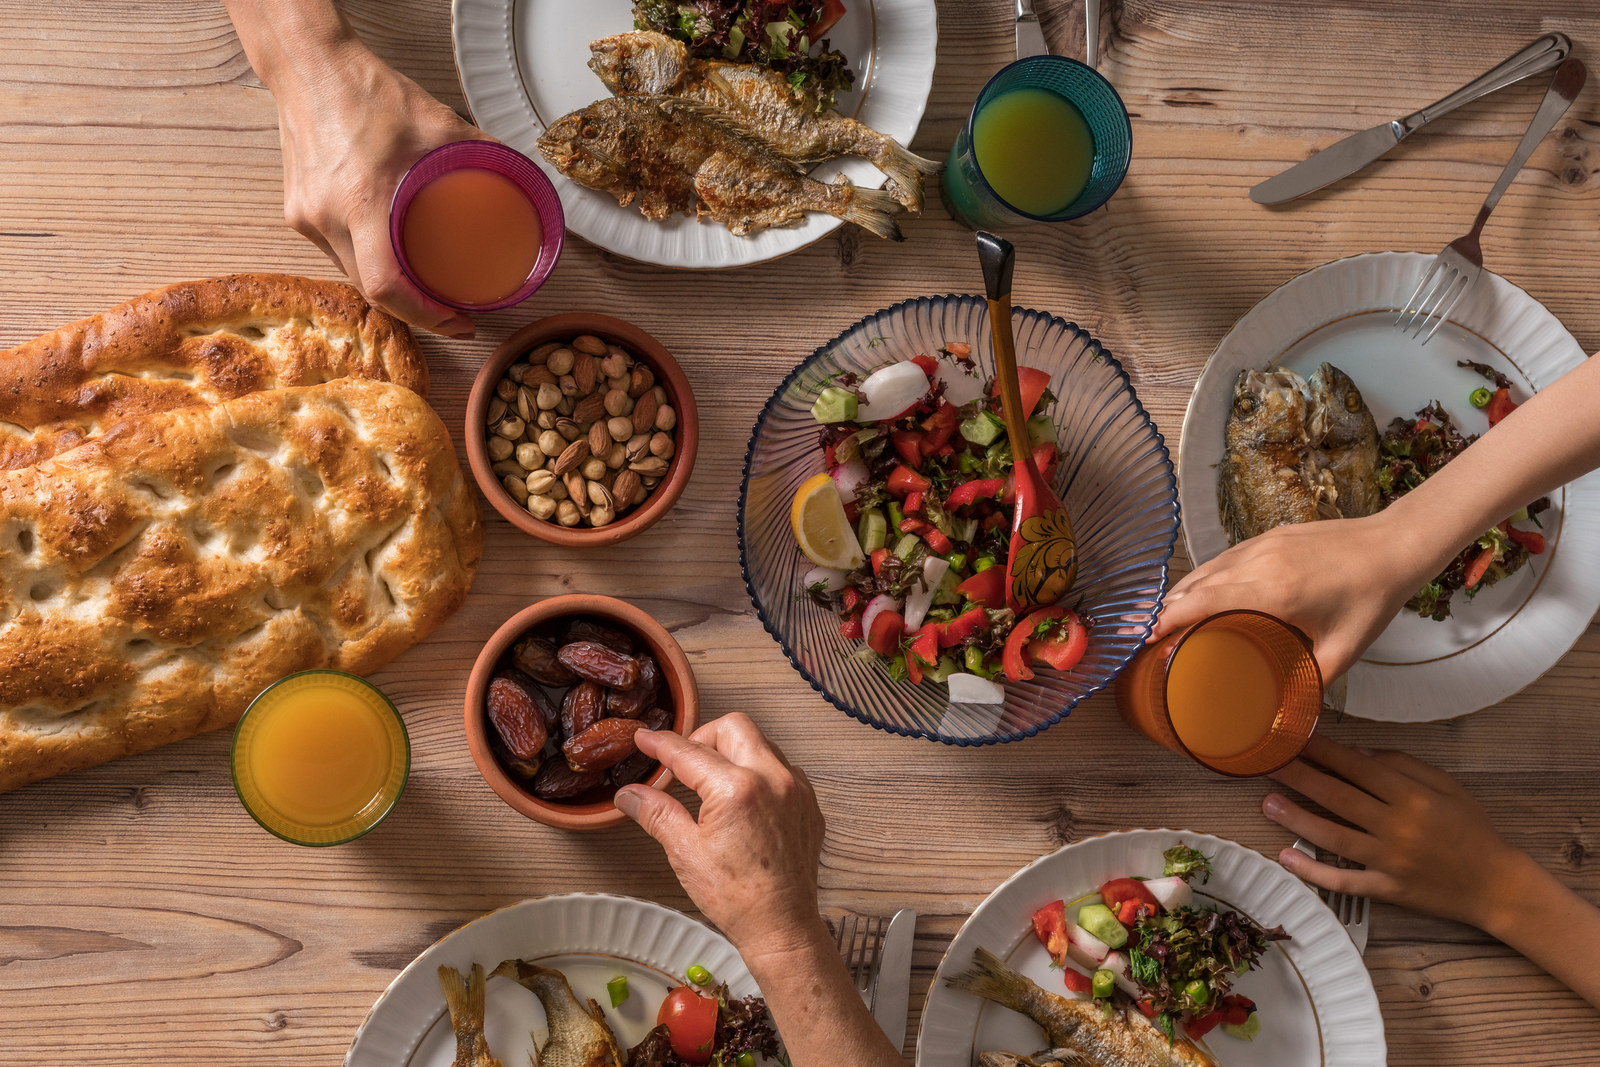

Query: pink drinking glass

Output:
[389, 140, 565, 313]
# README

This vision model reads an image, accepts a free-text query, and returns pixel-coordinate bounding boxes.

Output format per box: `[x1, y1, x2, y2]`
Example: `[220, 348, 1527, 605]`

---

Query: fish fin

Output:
[879, 140, 943, 211]
[438, 965, 470, 1020]
[1218, 459, 1247, 545]
[945, 946, 1033, 1012]
[841, 185, 905, 241]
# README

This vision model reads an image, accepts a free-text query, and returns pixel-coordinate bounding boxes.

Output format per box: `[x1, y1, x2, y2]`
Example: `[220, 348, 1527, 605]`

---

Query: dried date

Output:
[532, 759, 608, 800]
[560, 680, 605, 739]
[605, 655, 660, 719]
[563, 718, 647, 772]
[564, 619, 634, 652]
[607, 706, 670, 786]
[487, 675, 549, 761]
[557, 640, 640, 688]
[511, 636, 579, 686]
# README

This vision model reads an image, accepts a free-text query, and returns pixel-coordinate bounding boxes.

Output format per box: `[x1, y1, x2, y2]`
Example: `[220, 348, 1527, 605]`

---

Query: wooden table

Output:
[3, 1, 1598, 1063]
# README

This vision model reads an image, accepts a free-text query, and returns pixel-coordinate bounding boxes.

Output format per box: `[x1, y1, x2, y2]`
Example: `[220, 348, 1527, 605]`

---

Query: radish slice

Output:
[857, 362, 930, 422]
[1064, 921, 1111, 968]
[1099, 951, 1141, 998]
[902, 557, 950, 633]
[946, 672, 1004, 704]
[937, 364, 986, 407]
[861, 595, 901, 644]
[829, 458, 869, 504]
[802, 565, 850, 593]
[1143, 875, 1193, 912]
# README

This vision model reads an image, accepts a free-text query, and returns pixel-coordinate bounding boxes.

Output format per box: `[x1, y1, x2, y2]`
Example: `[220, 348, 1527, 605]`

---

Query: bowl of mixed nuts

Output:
[466, 313, 697, 545]
[464, 594, 700, 831]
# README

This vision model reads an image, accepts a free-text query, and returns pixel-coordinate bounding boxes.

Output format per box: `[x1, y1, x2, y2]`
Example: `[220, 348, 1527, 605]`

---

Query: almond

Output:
[627, 363, 655, 398]
[612, 468, 642, 507]
[631, 391, 659, 436]
[554, 438, 590, 477]
[573, 392, 607, 424]
[524, 364, 558, 388]
[588, 420, 611, 457]
[574, 351, 598, 394]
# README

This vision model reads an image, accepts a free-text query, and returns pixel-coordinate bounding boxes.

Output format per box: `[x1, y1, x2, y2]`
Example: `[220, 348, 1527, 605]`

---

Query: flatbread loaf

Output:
[0, 274, 427, 470]
[0, 377, 483, 793]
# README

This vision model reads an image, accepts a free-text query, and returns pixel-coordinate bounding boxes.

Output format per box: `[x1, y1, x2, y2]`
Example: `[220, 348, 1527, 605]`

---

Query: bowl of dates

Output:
[465, 594, 700, 830]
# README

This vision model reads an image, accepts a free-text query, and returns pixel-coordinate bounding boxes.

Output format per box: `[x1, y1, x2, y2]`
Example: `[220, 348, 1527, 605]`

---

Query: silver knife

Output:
[1016, 0, 1048, 60]
[1251, 32, 1571, 205]
[870, 908, 916, 1052]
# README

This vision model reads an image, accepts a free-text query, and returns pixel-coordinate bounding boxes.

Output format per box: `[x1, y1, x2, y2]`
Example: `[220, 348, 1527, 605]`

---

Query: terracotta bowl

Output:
[464, 595, 700, 831]
[466, 313, 698, 546]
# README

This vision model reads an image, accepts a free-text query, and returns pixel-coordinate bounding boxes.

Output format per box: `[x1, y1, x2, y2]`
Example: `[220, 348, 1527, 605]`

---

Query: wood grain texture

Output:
[2, 0, 1598, 1063]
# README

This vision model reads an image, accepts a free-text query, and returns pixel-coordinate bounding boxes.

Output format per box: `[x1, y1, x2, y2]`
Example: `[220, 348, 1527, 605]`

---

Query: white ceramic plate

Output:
[1178, 252, 1600, 722]
[344, 894, 752, 1066]
[917, 829, 1385, 1067]
[452, 0, 939, 268]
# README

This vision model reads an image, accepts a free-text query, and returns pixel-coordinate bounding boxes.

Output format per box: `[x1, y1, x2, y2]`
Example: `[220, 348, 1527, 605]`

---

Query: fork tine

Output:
[1396, 261, 1445, 332]
[1356, 895, 1371, 930]
[854, 916, 880, 990]
[862, 916, 887, 992]
[1419, 272, 1473, 345]
[1412, 266, 1465, 338]
[835, 913, 856, 971]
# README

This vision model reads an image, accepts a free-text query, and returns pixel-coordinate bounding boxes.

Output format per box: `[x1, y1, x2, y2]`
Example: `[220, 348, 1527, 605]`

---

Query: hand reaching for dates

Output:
[614, 714, 826, 959]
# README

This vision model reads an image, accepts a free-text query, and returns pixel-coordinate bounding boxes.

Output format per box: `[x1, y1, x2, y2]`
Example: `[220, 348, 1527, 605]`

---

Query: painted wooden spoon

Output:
[976, 231, 1078, 614]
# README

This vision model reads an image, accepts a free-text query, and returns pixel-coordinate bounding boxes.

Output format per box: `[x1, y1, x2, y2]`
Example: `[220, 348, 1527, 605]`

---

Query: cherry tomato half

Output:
[657, 985, 719, 1064]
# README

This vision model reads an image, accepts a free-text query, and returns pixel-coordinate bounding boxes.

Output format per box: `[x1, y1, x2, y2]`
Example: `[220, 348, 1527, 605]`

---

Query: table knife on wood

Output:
[1016, 0, 1048, 59]
[1251, 32, 1571, 205]
[870, 908, 916, 1051]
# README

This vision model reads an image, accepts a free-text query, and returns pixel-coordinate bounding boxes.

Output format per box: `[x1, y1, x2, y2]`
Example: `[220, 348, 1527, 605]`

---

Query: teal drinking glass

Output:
[943, 56, 1133, 230]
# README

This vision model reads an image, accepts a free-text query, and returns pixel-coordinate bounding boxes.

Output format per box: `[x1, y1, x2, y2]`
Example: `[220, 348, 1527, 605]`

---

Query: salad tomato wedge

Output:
[657, 985, 719, 1064]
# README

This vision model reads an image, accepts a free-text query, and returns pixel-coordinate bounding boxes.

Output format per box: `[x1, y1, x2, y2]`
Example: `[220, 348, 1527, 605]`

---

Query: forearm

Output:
[1478, 849, 1600, 1009]
[1384, 352, 1600, 586]
[737, 915, 906, 1067]
[222, 0, 373, 102]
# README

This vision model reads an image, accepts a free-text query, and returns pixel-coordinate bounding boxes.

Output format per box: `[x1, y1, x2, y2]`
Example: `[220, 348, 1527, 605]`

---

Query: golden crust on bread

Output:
[0, 377, 483, 794]
[0, 274, 428, 470]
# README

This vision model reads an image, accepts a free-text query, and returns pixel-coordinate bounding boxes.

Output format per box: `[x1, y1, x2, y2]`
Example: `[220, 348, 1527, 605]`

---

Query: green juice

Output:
[972, 87, 1094, 216]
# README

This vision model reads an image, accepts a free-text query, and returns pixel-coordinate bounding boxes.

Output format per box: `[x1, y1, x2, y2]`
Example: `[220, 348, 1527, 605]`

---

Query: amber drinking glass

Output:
[1115, 610, 1322, 777]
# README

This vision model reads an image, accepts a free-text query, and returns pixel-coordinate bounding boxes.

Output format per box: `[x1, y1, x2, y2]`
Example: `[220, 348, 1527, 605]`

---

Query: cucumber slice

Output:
[1026, 413, 1056, 447]
[812, 387, 858, 423]
[893, 533, 921, 561]
[1075, 903, 1128, 950]
[1221, 1014, 1262, 1041]
[960, 410, 1004, 446]
[857, 508, 887, 552]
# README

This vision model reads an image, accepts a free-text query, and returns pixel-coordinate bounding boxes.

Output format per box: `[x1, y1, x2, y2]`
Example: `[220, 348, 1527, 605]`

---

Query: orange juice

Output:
[401, 167, 542, 306]
[233, 672, 408, 844]
[1165, 627, 1282, 759]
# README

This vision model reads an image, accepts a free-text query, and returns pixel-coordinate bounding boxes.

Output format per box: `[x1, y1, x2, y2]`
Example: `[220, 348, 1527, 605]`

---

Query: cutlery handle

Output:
[1472, 58, 1587, 233]
[1016, 0, 1034, 18]
[1086, 0, 1099, 68]
[1398, 32, 1571, 137]
[977, 234, 1031, 461]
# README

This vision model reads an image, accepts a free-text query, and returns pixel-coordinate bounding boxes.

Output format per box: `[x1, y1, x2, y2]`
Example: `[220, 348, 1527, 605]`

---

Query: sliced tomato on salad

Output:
[946, 477, 1005, 509]
[906, 628, 939, 684]
[955, 568, 1005, 610]
[1062, 968, 1094, 995]
[657, 986, 719, 1064]
[929, 605, 988, 648]
[910, 353, 939, 377]
[921, 402, 960, 455]
[1002, 606, 1068, 681]
[1186, 994, 1256, 1039]
[1030, 610, 1088, 672]
[1485, 386, 1516, 426]
[866, 609, 905, 656]
[892, 429, 925, 466]
[991, 365, 1053, 418]
[1030, 899, 1072, 967]
[1507, 526, 1545, 553]
[887, 464, 930, 496]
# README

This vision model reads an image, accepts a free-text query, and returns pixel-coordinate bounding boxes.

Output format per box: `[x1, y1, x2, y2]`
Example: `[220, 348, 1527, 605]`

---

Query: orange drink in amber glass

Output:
[231, 671, 409, 845]
[1115, 610, 1322, 776]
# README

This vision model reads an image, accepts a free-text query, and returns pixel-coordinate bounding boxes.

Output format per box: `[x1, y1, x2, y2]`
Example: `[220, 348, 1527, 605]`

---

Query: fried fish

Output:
[948, 948, 1219, 1067]
[588, 30, 941, 210]
[493, 959, 625, 1067]
[1306, 362, 1381, 519]
[537, 95, 903, 239]
[1219, 369, 1338, 543]
[438, 964, 505, 1067]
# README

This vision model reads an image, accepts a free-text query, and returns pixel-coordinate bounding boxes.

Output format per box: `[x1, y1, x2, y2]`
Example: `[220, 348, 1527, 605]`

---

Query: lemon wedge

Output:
[790, 472, 865, 570]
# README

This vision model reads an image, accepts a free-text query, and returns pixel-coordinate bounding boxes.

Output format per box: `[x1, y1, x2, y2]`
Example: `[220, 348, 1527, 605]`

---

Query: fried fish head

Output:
[1229, 368, 1310, 447]
[537, 111, 633, 202]
[1306, 361, 1377, 448]
[588, 30, 686, 95]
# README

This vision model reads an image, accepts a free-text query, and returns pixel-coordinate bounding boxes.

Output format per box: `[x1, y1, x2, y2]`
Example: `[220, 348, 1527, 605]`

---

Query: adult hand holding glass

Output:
[615, 714, 904, 1067]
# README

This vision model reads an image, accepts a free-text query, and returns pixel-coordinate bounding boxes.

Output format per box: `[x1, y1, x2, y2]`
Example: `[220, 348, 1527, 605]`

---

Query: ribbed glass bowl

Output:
[738, 295, 1179, 745]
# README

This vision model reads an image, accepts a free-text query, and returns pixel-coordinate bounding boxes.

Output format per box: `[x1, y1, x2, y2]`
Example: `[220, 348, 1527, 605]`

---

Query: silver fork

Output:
[1291, 838, 1371, 955]
[834, 913, 887, 1007]
[1395, 57, 1586, 345]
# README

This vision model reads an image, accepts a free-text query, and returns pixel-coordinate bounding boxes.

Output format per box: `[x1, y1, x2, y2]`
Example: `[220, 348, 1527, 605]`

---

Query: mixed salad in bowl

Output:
[789, 345, 1089, 705]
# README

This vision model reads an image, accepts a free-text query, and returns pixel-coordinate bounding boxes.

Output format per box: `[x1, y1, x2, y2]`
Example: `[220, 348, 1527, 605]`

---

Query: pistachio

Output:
[604, 389, 633, 418]
[536, 382, 562, 410]
[515, 387, 533, 422]
[588, 420, 611, 458]
[548, 479, 569, 502]
[556, 500, 582, 527]
[556, 395, 575, 416]
[487, 436, 514, 463]
[587, 479, 614, 508]
[524, 364, 557, 387]
[527, 494, 558, 520]
[574, 351, 598, 394]
[605, 442, 627, 470]
[632, 483, 650, 506]
[556, 417, 582, 442]
[554, 438, 591, 477]
[613, 469, 642, 506]
[589, 504, 616, 527]
[626, 433, 652, 462]
[655, 403, 677, 432]
[502, 475, 530, 505]
[606, 416, 633, 442]
[491, 459, 524, 480]
[651, 385, 668, 406]
[515, 442, 544, 470]
[573, 334, 608, 356]
[488, 397, 508, 425]
[632, 391, 659, 436]
[538, 429, 566, 456]
[507, 361, 532, 384]
[494, 415, 525, 440]
[547, 347, 575, 376]
[526, 469, 557, 496]
[600, 352, 629, 379]
[536, 410, 558, 431]
[495, 378, 518, 403]
[649, 432, 675, 459]
[629, 456, 669, 478]
[529, 341, 561, 364]
[628, 363, 655, 398]
[573, 393, 607, 424]
[580, 456, 607, 481]
[559, 373, 578, 398]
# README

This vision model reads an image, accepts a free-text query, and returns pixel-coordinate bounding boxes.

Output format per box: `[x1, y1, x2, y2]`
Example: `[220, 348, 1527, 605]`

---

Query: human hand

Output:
[614, 714, 827, 962]
[272, 41, 489, 337]
[1151, 513, 1423, 680]
[1262, 735, 1525, 930]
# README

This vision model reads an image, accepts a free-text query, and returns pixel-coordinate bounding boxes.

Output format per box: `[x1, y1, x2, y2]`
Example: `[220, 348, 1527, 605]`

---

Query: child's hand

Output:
[1262, 735, 1523, 930]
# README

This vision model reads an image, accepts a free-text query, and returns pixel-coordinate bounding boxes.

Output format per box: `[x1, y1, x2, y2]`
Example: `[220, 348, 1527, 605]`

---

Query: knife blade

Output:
[1251, 31, 1571, 205]
[1015, 0, 1048, 60]
[870, 908, 916, 1052]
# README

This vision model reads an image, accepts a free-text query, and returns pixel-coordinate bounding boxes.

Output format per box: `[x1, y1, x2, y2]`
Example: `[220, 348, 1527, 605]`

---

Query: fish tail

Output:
[840, 185, 905, 241]
[878, 141, 943, 211]
[945, 946, 1034, 1012]
[439, 965, 469, 1019]
[439, 963, 487, 1032]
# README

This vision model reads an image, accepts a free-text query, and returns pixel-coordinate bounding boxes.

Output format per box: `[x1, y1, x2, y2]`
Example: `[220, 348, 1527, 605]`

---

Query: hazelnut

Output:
[501, 475, 530, 505]
[655, 404, 677, 432]
[538, 429, 566, 456]
[580, 456, 607, 481]
[527, 495, 557, 520]
[556, 500, 582, 527]
[515, 442, 544, 469]
[487, 436, 514, 462]
[547, 347, 576, 376]
[604, 389, 633, 417]
[526, 470, 557, 496]
[649, 432, 675, 459]
[536, 383, 562, 410]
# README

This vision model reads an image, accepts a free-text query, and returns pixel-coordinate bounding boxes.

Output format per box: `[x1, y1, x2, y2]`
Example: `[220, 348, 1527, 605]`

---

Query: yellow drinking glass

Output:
[231, 670, 410, 846]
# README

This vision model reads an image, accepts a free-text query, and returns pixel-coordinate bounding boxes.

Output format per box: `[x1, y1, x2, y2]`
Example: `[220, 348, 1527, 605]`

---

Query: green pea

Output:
[686, 964, 713, 986]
